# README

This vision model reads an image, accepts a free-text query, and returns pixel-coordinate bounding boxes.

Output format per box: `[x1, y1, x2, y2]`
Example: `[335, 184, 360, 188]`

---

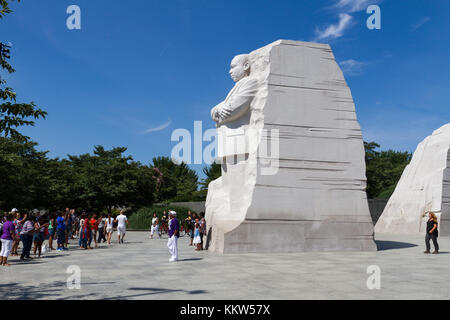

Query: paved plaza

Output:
[1, 232, 449, 300]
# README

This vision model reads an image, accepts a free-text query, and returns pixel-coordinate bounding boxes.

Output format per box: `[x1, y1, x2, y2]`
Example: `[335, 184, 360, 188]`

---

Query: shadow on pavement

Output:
[178, 258, 203, 262]
[376, 240, 418, 251]
[104, 287, 208, 300]
[0, 282, 65, 300]
[0, 280, 120, 300]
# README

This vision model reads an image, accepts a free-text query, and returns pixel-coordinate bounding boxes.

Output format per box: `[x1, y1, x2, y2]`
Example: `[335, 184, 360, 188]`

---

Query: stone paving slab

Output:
[0, 232, 449, 300]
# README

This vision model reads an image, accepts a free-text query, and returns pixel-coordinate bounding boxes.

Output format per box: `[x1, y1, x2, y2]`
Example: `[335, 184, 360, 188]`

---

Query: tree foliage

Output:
[1, 0, 47, 143]
[364, 141, 412, 199]
[0, 0, 19, 19]
[0, 143, 158, 212]
[150, 156, 199, 202]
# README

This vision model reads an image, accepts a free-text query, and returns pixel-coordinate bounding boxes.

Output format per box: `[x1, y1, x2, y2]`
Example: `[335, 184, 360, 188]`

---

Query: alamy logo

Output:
[366, 5, 381, 30]
[66, 5, 81, 30]
[171, 121, 280, 176]
[366, 265, 381, 290]
[66, 265, 81, 290]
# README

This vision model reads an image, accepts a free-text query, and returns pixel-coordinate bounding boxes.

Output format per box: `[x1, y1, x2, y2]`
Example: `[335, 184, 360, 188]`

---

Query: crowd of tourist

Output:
[0, 208, 130, 267]
[0, 207, 208, 266]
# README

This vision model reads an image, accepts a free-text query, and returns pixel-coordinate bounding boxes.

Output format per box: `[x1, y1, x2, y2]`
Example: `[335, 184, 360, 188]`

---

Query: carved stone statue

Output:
[375, 124, 450, 235]
[205, 40, 376, 254]
[210, 54, 259, 126]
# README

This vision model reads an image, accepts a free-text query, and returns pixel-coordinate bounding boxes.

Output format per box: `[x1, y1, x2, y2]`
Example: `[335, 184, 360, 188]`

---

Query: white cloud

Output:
[141, 119, 172, 134]
[314, 13, 353, 42]
[411, 17, 430, 30]
[339, 59, 365, 76]
[334, 0, 380, 13]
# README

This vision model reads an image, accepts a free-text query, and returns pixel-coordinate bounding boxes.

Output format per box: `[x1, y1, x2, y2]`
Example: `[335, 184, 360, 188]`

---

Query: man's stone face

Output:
[229, 55, 249, 82]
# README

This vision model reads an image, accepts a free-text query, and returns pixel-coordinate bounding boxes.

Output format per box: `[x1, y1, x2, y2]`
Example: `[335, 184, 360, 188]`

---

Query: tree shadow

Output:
[104, 287, 208, 300]
[0, 280, 119, 300]
[376, 240, 418, 251]
[0, 282, 66, 300]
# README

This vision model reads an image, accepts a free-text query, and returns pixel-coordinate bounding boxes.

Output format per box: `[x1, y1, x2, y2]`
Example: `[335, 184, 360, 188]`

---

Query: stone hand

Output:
[211, 105, 222, 122]
[219, 107, 232, 119]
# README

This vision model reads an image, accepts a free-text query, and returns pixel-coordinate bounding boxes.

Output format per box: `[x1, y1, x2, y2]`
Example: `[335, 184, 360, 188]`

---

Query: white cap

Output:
[11, 208, 18, 213]
[169, 210, 177, 216]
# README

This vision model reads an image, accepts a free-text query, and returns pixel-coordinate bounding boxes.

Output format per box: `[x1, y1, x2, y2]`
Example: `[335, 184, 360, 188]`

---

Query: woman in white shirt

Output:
[105, 214, 115, 245]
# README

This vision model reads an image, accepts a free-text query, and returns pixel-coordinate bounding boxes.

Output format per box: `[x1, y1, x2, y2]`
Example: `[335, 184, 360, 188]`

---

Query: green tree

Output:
[66, 146, 156, 213]
[0, 0, 19, 19]
[1, 0, 47, 142]
[364, 141, 412, 199]
[150, 156, 199, 202]
[194, 161, 222, 200]
[201, 162, 222, 188]
[0, 137, 51, 210]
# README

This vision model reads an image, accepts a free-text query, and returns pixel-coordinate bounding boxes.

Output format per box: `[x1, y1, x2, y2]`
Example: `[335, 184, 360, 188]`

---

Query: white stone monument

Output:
[375, 124, 450, 235]
[205, 40, 376, 253]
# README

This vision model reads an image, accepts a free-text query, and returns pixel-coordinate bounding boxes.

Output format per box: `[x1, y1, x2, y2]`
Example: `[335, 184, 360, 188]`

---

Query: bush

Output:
[128, 205, 195, 230]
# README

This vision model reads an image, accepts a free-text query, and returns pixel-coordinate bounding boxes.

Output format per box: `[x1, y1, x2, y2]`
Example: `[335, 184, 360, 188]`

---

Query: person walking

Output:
[47, 214, 56, 251]
[105, 214, 114, 245]
[97, 214, 107, 244]
[11, 211, 25, 256]
[78, 214, 86, 248]
[185, 211, 192, 239]
[80, 215, 91, 250]
[32, 217, 47, 258]
[115, 210, 128, 244]
[199, 212, 206, 250]
[1, 214, 15, 266]
[20, 215, 35, 260]
[193, 220, 202, 251]
[56, 212, 66, 251]
[424, 212, 440, 254]
[64, 208, 71, 247]
[167, 211, 179, 262]
[150, 212, 161, 239]
[90, 213, 99, 248]
[189, 212, 197, 246]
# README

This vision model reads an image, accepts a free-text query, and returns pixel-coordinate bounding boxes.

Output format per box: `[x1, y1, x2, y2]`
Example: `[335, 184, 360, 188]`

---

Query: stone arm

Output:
[211, 78, 259, 126]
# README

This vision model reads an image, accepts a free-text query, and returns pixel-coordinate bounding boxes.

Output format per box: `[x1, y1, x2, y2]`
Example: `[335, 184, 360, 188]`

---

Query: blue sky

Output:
[2, 0, 450, 179]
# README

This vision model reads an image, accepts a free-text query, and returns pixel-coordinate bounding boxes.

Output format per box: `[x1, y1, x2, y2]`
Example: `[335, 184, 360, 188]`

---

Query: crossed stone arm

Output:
[211, 78, 259, 126]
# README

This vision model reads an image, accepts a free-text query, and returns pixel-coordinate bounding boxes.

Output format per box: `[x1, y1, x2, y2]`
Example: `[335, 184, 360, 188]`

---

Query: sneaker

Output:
[169, 258, 177, 262]
[432, 251, 439, 254]
[424, 250, 430, 254]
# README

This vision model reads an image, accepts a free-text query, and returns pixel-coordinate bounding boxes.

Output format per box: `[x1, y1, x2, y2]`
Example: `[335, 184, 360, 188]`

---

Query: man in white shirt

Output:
[115, 210, 128, 244]
[150, 212, 161, 239]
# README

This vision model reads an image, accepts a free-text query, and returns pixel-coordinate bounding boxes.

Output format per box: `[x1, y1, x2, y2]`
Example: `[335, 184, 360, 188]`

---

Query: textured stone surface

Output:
[375, 124, 450, 235]
[206, 40, 376, 253]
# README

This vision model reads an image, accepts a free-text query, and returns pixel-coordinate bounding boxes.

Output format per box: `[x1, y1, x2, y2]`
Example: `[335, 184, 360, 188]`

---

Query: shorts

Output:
[33, 232, 44, 242]
[48, 229, 55, 237]
[118, 226, 126, 236]
[106, 227, 113, 234]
